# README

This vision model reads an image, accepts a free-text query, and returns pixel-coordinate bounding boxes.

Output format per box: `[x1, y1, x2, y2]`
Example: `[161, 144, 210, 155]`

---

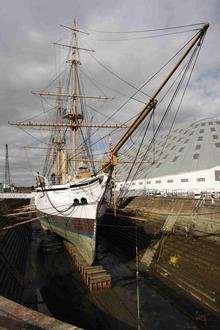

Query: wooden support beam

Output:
[53, 42, 95, 52]
[31, 91, 113, 100]
[9, 121, 127, 129]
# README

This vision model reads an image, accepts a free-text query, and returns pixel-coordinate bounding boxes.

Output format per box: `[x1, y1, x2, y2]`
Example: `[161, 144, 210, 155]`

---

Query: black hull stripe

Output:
[70, 177, 100, 188]
[36, 177, 100, 192]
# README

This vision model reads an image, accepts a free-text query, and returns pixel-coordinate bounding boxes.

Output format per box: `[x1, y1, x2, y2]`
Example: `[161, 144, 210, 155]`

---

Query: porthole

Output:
[73, 198, 80, 205]
[81, 197, 88, 205]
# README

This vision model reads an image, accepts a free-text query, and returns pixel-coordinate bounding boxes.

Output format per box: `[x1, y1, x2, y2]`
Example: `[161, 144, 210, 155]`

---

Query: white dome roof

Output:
[117, 118, 220, 180]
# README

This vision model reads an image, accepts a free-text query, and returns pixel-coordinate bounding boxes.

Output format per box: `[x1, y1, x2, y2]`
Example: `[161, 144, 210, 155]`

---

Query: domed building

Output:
[116, 118, 220, 196]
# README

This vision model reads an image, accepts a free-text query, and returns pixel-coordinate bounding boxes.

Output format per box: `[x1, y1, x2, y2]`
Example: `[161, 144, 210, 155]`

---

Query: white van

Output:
[194, 193, 201, 199]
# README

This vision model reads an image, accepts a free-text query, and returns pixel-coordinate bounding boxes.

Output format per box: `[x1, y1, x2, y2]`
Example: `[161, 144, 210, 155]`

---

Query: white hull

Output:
[35, 174, 110, 265]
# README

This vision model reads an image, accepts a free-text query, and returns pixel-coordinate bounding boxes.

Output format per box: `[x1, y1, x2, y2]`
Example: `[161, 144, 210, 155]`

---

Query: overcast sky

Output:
[0, 0, 219, 186]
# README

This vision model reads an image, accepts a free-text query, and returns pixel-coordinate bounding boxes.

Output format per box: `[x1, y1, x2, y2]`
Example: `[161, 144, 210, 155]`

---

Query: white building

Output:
[116, 118, 220, 195]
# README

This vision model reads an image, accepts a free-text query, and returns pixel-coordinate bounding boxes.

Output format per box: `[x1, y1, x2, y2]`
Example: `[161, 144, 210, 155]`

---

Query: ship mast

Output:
[69, 20, 79, 176]
[9, 20, 115, 180]
[54, 81, 65, 183]
[9, 22, 209, 180]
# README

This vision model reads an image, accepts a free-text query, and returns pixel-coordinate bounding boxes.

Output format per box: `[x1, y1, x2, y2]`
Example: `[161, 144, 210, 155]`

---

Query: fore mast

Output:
[64, 20, 81, 178]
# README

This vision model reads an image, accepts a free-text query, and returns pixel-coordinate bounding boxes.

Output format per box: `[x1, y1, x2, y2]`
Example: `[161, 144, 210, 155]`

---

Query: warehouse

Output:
[116, 118, 220, 195]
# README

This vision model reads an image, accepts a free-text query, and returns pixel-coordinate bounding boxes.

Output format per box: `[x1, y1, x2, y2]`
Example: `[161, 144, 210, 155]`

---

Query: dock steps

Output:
[64, 241, 111, 292]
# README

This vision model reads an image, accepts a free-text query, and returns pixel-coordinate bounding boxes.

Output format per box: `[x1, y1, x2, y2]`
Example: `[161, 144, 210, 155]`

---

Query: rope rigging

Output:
[76, 69, 96, 175]
[72, 30, 201, 161]
[80, 65, 146, 104]
[87, 50, 152, 99]
[90, 28, 200, 42]
[118, 32, 205, 196]
[157, 35, 205, 163]
[83, 22, 205, 34]
[12, 23, 208, 188]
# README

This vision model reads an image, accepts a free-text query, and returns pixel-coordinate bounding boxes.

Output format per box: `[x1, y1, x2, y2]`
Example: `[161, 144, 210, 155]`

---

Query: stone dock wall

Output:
[105, 196, 220, 315]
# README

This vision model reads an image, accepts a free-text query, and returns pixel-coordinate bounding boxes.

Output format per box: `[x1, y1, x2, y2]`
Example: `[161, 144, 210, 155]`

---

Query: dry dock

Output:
[0, 196, 220, 329]
[0, 199, 32, 303]
[108, 196, 220, 318]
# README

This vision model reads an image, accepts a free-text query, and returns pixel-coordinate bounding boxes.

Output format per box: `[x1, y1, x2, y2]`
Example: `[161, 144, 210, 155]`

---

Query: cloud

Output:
[0, 0, 219, 185]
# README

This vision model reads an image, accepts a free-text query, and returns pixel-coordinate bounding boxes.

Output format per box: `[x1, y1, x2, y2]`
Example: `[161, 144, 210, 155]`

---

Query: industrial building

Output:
[116, 118, 220, 195]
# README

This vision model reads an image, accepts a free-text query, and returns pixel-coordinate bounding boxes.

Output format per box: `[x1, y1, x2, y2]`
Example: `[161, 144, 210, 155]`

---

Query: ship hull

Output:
[39, 212, 104, 265]
[35, 174, 111, 265]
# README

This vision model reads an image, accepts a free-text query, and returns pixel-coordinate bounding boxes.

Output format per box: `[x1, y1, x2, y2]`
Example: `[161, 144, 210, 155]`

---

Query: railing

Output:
[0, 192, 35, 199]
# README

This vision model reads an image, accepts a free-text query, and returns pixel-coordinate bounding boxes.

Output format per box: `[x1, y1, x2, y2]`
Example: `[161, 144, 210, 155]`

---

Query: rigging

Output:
[84, 22, 205, 34]
[119, 30, 206, 195]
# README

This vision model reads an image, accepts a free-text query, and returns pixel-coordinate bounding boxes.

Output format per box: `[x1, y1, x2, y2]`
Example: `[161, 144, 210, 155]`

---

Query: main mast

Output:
[53, 81, 66, 184]
[69, 20, 79, 177]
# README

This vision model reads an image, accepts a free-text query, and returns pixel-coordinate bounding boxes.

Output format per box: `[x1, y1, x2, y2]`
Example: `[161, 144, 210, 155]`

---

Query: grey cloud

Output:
[0, 0, 219, 185]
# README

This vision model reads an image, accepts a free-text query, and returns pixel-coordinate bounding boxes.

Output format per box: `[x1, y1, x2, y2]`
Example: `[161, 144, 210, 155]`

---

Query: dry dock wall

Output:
[0, 199, 32, 304]
[121, 196, 220, 240]
[150, 234, 220, 315]
[107, 196, 220, 315]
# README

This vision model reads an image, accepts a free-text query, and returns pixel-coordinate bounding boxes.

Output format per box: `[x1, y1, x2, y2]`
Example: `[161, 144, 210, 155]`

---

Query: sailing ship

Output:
[10, 22, 209, 265]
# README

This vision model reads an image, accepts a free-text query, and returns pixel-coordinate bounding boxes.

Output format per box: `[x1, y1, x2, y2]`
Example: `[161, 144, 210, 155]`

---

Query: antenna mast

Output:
[4, 144, 11, 188]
